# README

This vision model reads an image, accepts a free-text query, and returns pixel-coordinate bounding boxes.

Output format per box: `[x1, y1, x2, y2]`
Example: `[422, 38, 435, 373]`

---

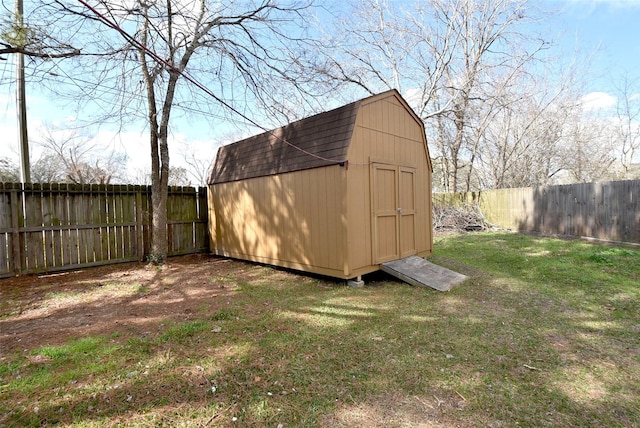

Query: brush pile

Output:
[432, 203, 490, 232]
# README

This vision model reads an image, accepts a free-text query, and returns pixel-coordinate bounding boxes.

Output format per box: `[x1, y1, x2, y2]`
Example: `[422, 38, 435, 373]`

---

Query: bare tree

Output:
[30, 155, 66, 183]
[46, 0, 323, 262]
[130, 166, 193, 186]
[562, 116, 616, 183]
[322, 0, 550, 191]
[181, 151, 211, 187]
[611, 74, 640, 178]
[0, 4, 79, 61]
[472, 64, 572, 189]
[421, 0, 550, 191]
[0, 158, 19, 181]
[316, 0, 412, 96]
[33, 125, 128, 184]
[167, 167, 192, 187]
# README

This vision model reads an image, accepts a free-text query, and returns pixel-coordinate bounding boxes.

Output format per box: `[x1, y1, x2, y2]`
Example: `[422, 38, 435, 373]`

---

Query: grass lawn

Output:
[1, 232, 638, 427]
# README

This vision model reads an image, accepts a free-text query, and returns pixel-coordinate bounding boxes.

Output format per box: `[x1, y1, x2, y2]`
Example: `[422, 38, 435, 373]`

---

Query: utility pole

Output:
[16, 0, 30, 183]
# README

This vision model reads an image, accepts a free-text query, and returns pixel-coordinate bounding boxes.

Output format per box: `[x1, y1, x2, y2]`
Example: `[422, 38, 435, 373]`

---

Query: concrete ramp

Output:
[381, 256, 468, 291]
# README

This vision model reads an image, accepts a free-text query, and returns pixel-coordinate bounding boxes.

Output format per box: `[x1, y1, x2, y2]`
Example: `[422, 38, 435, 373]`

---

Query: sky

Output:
[2, 0, 640, 184]
[549, 0, 640, 86]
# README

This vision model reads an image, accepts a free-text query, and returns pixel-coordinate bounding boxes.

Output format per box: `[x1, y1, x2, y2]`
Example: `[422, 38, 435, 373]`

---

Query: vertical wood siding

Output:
[433, 180, 640, 244]
[208, 91, 433, 280]
[0, 183, 208, 278]
[210, 166, 347, 278]
[346, 95, 433, 272]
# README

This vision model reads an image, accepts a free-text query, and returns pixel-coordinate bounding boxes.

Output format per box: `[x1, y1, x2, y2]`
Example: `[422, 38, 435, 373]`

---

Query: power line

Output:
[2, 51, 262, 137]
[76, 0, 348, 165]
[42, 59, 254, 128]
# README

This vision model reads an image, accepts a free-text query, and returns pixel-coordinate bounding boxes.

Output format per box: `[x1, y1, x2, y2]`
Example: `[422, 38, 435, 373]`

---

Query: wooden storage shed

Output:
[207, 90, 433, 280]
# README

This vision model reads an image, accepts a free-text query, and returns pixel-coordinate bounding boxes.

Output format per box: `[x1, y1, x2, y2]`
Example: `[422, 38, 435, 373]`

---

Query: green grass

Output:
[1, 232, 638, 427]
[429, 232, 639, 425]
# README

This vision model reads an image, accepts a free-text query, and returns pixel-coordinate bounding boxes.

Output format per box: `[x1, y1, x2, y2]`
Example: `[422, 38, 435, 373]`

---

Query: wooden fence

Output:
[0, 183, 208, 278]
[433, 180, 640, 244]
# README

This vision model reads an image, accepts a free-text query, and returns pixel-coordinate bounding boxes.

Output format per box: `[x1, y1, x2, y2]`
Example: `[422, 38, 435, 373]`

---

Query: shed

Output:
[207, 90, 433, 280]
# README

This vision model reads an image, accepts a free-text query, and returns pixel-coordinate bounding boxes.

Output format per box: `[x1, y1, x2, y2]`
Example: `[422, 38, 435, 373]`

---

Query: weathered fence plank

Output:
[0, 183, 208, 278]
[10, 185, 22, 276]
[434, 180, 640, 244]
[0, 183, 13, 276]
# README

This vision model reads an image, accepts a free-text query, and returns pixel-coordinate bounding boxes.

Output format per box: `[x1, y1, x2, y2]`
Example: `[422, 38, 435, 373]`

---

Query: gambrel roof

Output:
[208, 89, 428, 184]
[209, 100, 360, 184]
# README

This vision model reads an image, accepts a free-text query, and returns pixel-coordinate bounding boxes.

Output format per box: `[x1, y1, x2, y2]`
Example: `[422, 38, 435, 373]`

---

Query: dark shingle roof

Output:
[209, 100, 360, 184]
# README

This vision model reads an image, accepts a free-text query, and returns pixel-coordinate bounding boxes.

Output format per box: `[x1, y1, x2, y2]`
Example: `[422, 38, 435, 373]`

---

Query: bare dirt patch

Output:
[321, 391, 470, 428]
[0, 254, 247, 355]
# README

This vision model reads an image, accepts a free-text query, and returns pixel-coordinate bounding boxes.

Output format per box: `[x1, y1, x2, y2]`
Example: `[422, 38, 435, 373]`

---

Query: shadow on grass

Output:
[1, 235, 639, 427]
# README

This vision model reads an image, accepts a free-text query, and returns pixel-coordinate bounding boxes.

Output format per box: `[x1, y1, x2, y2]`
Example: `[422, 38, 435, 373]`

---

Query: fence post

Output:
[135, 187, 144, 261]
[10, 185, 22, 275]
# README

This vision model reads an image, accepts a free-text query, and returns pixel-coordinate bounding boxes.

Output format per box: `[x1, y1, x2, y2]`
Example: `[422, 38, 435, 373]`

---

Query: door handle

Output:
[397, 207, 402, 213]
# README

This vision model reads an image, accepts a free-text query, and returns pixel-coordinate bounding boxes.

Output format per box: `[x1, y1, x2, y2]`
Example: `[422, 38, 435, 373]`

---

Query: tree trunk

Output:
[138, 13, 169, 263]
[148, 127, 169, 263]
[449, 107, 466, 192]
[150, 165, 168, 262]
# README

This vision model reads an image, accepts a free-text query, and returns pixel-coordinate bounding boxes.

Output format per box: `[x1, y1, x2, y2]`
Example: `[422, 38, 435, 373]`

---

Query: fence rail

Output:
[434, 180, 640, 244]
[0, 183, 208, 278]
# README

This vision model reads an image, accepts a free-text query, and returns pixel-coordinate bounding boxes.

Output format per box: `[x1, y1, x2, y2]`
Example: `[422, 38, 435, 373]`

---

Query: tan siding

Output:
[344, 109, 370, 272]
[399, 167, 417, 258]
[345, 93, 433, 272]
[326, 168, 341, 270]
[300, 169, 313, 263]
[371, 164, 400, 263]
[314, 171, 330, 266]
[209, 90, 432, 280]
[210, 165, 346, 277]
[208, 188, 216, 252]
[344, 143, 371, 273]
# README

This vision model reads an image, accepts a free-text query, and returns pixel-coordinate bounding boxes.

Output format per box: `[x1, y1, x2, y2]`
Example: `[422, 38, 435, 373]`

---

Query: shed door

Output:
[399, 167, 417, 258]
[371, 163, 417, 264]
